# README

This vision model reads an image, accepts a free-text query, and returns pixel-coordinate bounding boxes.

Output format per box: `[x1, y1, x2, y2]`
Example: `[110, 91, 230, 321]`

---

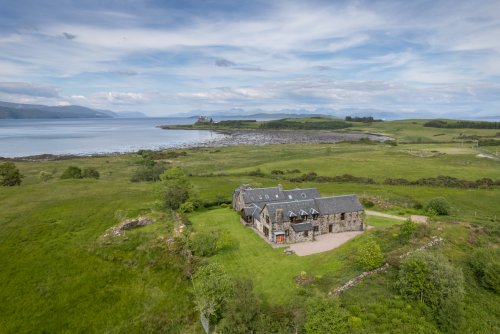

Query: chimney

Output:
[276, 208, 283, 223]
[277, 184, 283, 191]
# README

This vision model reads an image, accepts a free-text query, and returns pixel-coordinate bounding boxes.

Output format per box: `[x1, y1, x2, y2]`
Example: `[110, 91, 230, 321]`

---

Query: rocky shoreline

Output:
[1, 129, 390, 161]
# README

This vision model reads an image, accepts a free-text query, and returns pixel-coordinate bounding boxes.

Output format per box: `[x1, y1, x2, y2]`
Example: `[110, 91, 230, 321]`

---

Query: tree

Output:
[357, 240, 384, 270]
[60, 166, 82, 179]
[399, 219, 418, 244]
[160, 167, 191, 189]
[164, 186, 189, 210]
[189, 231, 219, 257]
[397, 251, 464, 332]
[219, 278, 260, 334]
[426, 197, 450, 215]
[82, 167, 100, 179]
[304, 298, 350, 334]
[192, 263, 232, 325]
[0, 162, 23, 186]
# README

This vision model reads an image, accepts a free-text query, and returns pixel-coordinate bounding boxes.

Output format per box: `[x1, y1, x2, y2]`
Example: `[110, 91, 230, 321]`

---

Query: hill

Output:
[0, 101, 147, 119]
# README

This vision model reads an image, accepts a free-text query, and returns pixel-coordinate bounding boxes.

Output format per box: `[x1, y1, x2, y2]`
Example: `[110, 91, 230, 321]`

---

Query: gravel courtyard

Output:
[289, 230, 366, 256]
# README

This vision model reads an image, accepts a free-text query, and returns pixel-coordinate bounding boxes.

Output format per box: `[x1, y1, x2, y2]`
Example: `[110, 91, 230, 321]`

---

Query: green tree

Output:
[397, 251, 465, 332]
[0, 162, 23, 186]
[164, 186, 189, 210]
[189, 231, 219, 257]
[357, 240, 384, 270]
[160, 167, 191, 189]
[82, 167, 100, 179]
[304, 298, 350, 334]
[192, 262, 232, 325]
[399, 219, 418, 244]
[60, 166, 82, 179]
[219, 278, 260, 334]
[426, 197, 450, 215]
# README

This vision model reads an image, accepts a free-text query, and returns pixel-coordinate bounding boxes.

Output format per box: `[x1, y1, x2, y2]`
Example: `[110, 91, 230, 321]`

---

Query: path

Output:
[365, 210, 406, 221]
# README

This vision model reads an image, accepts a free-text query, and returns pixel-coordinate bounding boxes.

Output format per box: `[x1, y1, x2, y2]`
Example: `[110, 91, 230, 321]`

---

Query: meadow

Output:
[0, 120, 499, 332]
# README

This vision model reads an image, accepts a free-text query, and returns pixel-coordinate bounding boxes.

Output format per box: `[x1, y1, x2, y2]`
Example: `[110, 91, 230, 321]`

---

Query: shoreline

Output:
[0, 129, 390, 162]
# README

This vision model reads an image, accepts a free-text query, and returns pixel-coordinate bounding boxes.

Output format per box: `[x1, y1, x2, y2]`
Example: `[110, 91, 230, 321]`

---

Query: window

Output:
[285, 229, 289, 236]
[340, 213, 345, 220]
[304, 230, 309, 237]
[266, 216, 270, 224]
[290, 216, 295, 223]
[313, 226, 319, 232]
[301, 215, 307, 220]
[312, 214, 319, 220]
[265, 194, 269, 199]
[301, 193, 307, 198]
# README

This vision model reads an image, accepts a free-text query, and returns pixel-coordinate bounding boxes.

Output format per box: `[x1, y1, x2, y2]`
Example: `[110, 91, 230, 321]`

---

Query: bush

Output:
[0, 162, 23, 186]
[271, 169, 284, 175]
[39, 171, 53, 182]
[426, 197, 450, 215]
[361, 198, 374, 208]
[190, 231, 219, 257]
[82, 167, 100, 179]
[164, 186, 189, 210]
[304, 298, 350, 334]
[399, 219, 418, 244]
[468, 248, 500, 293]
[357, 240, 384, 270]
[60, 166, 82, 179]
[130, 161, 168, 182]
[397, 251, 464, 332]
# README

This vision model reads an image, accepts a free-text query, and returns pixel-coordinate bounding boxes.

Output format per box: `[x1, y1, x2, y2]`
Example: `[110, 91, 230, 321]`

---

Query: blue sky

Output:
[0, 0, 499, 118]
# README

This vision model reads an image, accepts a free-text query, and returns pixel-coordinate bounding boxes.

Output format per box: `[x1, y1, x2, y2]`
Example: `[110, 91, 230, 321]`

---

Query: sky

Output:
[0, 0, 499, 118]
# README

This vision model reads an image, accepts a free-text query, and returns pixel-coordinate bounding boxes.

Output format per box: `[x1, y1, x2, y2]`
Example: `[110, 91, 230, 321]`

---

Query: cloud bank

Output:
[0, 0, 499, 117]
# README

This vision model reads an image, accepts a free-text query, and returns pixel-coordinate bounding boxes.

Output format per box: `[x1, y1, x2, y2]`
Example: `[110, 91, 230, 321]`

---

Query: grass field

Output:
[0, 123, 499, 332]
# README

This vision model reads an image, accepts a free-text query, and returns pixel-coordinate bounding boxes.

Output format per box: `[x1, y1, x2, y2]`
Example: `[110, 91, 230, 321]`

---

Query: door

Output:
[329, 224, 333, 233]
[276, 234, 285, 244]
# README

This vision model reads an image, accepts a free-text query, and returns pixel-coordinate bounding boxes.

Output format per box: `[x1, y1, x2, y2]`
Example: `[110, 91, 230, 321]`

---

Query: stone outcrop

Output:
[102, 216, 155, 238]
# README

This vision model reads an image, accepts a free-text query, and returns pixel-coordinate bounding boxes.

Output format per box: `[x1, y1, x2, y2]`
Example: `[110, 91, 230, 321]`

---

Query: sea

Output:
[0, 117, 267, 158]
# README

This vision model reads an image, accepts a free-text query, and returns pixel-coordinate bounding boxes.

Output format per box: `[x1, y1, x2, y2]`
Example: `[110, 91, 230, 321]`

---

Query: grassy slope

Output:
[0, 122, 499, 332]
[0, 157, 194, 333]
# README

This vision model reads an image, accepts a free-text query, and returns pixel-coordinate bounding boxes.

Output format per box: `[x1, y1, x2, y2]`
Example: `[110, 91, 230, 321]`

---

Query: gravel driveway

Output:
[289, 230, 365, 256]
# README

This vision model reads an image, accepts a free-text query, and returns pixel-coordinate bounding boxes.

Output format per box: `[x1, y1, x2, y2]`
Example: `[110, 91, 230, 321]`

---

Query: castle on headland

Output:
[232, 184, 364, 244]
[195, 116, 213, 124]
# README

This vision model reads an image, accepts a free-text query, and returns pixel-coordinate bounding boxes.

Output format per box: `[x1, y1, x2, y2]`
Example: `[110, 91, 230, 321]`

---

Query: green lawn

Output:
[188, 207, 403, 304]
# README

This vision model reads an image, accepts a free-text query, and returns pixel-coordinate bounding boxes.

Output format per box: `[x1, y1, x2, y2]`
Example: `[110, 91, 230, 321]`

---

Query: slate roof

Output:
[265, 199, 316, 224]
[282, 188, 320, 201]
[243, 204, 261, 219]
[291, 222, 313, 232]
[242, 187, 285, 205]
[263, 195, 363, 224]
[240, 186, 320, 206]
[314, 195, 363, 215]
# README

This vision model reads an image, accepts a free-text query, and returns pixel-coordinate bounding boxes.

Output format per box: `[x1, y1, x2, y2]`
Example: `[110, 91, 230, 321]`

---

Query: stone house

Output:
[232, 184, 364, 244]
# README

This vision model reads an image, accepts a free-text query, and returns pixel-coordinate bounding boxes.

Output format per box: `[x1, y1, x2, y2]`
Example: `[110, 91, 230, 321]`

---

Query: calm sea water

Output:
[0, 117, 228, 158]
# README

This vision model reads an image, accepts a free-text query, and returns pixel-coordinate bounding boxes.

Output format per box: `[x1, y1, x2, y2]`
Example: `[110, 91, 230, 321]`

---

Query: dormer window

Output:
[288, 211, 297, 222]
[299, 209, 308, 220]
[310, 208, 319, 220]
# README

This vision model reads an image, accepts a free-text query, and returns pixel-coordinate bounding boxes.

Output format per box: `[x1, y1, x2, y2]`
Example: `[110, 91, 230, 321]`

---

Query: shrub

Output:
[39, 171, 53, 182]
[397, 251, 464, 332]
[131, 161, 168, 182]
[361, 198, 374, 208]
[0, 162, 23, 186]
[468, 248, 500, 293]
[426, 197, 450, 215]
[247, 168, 265, 177]
[399, 219, 418, 244]
[304, 298, 350, 334]
[164, 186, 189, 210]
[82, 167, 100, 179]
[189, 231, 219, 257]
[271, 169, 284, 175]
[357, 240, 384, 270]
[60, 166, 82, 179]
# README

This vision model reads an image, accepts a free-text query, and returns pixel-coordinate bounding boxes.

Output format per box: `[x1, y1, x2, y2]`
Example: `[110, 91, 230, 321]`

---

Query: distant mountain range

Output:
[0, 101, 147, 119]
[180, 107, 500, 121]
